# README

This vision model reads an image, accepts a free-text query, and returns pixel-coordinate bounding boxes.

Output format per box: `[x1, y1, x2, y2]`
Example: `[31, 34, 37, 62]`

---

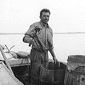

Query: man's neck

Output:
[40, 21, 49, 28]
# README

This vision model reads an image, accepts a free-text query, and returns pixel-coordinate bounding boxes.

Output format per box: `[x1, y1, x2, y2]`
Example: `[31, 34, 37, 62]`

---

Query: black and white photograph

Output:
[0, 0, 85, 85]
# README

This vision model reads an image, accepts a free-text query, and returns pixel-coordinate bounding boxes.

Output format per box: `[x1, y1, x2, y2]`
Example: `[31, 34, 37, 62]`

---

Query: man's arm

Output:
[23, 34, 33, 43]
[49, 48, 58, 63]
[23, 24, 36, 46]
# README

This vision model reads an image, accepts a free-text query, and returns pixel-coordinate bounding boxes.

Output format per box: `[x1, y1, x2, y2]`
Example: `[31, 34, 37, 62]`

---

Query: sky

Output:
[0, 0, 85, 62]
[1, 0, 85, 33]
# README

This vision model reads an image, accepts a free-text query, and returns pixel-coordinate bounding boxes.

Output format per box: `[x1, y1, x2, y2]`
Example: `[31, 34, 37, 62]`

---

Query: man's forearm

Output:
[49, 48, 56, 58]
[49, 48, 58, 63]
[23, 35, 33, 43]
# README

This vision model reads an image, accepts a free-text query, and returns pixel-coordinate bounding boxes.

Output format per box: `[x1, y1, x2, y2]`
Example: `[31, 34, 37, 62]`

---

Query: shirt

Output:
[25, 21, 53, 51]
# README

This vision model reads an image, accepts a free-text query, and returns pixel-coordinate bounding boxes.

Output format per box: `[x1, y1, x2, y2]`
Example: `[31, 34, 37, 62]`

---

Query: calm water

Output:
[0, 33, 85, 63]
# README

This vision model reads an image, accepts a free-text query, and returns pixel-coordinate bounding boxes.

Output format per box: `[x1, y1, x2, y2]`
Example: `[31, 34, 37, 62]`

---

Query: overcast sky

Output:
[0, 0, 85, 33]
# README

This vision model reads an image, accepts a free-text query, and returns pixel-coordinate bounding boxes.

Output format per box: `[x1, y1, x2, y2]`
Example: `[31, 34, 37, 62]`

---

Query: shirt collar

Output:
[40, 20, 49, 28]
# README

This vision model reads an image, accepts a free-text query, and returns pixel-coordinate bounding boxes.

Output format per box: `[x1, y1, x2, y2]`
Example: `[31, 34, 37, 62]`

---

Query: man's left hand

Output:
[53, 56, 58, 64]
[53, 57, 60, 66]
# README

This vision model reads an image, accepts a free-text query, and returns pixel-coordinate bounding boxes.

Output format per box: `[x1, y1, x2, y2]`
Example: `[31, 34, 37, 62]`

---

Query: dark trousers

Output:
[29, 48, 48, 85]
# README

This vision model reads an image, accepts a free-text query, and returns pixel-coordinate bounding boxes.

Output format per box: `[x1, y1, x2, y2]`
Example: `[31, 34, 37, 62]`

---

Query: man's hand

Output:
[53, 56, 58, 63]
[29, 38, 34, 46]
[53, 57, 60, 66]
[29, 27, 40, 38]
[35, 26, 40, 33]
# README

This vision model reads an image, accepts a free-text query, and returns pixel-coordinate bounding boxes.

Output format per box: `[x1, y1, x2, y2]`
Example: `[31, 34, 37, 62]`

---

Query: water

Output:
[0, 33, 85, 63]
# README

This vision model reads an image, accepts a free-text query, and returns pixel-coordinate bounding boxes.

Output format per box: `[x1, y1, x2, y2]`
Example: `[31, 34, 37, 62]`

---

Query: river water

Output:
[0, 33, 85, 63]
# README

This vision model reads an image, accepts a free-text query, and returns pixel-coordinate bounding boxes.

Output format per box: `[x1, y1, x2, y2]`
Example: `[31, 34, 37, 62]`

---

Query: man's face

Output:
[40, 12, 50, 24]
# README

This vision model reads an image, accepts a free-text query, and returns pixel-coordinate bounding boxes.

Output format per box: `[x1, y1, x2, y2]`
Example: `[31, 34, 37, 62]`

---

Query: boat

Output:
[0, 44, 30, 85]
[0, 44, 67, 85]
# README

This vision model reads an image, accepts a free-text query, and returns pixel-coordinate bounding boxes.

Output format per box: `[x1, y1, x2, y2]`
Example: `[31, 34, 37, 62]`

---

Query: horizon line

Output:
[1, 32, 85, 35]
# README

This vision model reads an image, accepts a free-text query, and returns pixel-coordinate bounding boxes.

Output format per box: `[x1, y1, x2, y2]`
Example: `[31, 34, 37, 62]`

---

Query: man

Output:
[23, 8, 58, 85]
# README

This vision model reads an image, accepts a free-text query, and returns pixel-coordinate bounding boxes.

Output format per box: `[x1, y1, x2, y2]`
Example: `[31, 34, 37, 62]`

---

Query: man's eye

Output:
[43, 15, 49, 17]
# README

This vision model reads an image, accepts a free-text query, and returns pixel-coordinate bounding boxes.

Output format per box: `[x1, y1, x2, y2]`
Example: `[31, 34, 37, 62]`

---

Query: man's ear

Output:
[39, 16, 41, 19]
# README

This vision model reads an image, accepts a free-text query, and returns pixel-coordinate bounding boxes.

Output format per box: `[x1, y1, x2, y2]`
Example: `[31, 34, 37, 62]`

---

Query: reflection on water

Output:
[0, 33, 85, 63]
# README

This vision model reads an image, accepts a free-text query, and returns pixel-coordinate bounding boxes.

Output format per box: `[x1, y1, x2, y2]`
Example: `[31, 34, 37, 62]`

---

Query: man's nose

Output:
[45, 16, 49, 19]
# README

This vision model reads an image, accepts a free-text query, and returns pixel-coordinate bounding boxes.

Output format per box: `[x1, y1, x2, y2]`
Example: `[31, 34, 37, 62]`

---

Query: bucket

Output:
[39, 61, 67, 85]
[65, 55, 85, 85]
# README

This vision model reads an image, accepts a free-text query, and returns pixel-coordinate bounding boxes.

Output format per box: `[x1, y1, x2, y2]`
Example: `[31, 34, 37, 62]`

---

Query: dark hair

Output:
[40, 8, 51, 17]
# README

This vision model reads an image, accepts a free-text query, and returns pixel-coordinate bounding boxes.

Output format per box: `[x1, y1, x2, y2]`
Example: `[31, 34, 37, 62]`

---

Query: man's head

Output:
[40, 8, 51, 24]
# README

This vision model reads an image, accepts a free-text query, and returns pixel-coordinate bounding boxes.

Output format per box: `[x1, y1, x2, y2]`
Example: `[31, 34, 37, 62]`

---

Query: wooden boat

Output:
[0, 44, 67, 85]
[0, 45, 30, 85]
[0, 61, 24, 85]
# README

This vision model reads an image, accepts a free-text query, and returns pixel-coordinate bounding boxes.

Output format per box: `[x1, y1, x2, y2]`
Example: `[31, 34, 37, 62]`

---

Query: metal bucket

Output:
[39, 61, 67, 85]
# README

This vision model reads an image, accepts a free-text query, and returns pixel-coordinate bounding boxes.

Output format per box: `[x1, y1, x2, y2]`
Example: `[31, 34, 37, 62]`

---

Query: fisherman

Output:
[23, 8, 58, 85]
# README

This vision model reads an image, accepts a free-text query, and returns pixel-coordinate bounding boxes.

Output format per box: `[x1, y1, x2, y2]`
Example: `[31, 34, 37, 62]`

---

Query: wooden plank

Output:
[0, 45, 14, 75]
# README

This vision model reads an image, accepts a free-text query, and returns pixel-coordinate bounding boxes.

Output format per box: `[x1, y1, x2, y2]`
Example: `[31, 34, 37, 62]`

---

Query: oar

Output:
[0, 45, 14, 76]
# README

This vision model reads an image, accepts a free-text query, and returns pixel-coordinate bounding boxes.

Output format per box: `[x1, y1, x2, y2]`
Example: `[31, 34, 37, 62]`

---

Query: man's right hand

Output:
[35, 26, 40, 34]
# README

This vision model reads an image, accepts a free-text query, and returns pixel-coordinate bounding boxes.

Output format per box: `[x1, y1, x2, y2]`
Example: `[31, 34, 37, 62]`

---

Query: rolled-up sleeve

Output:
[23, 24, 35, 43]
